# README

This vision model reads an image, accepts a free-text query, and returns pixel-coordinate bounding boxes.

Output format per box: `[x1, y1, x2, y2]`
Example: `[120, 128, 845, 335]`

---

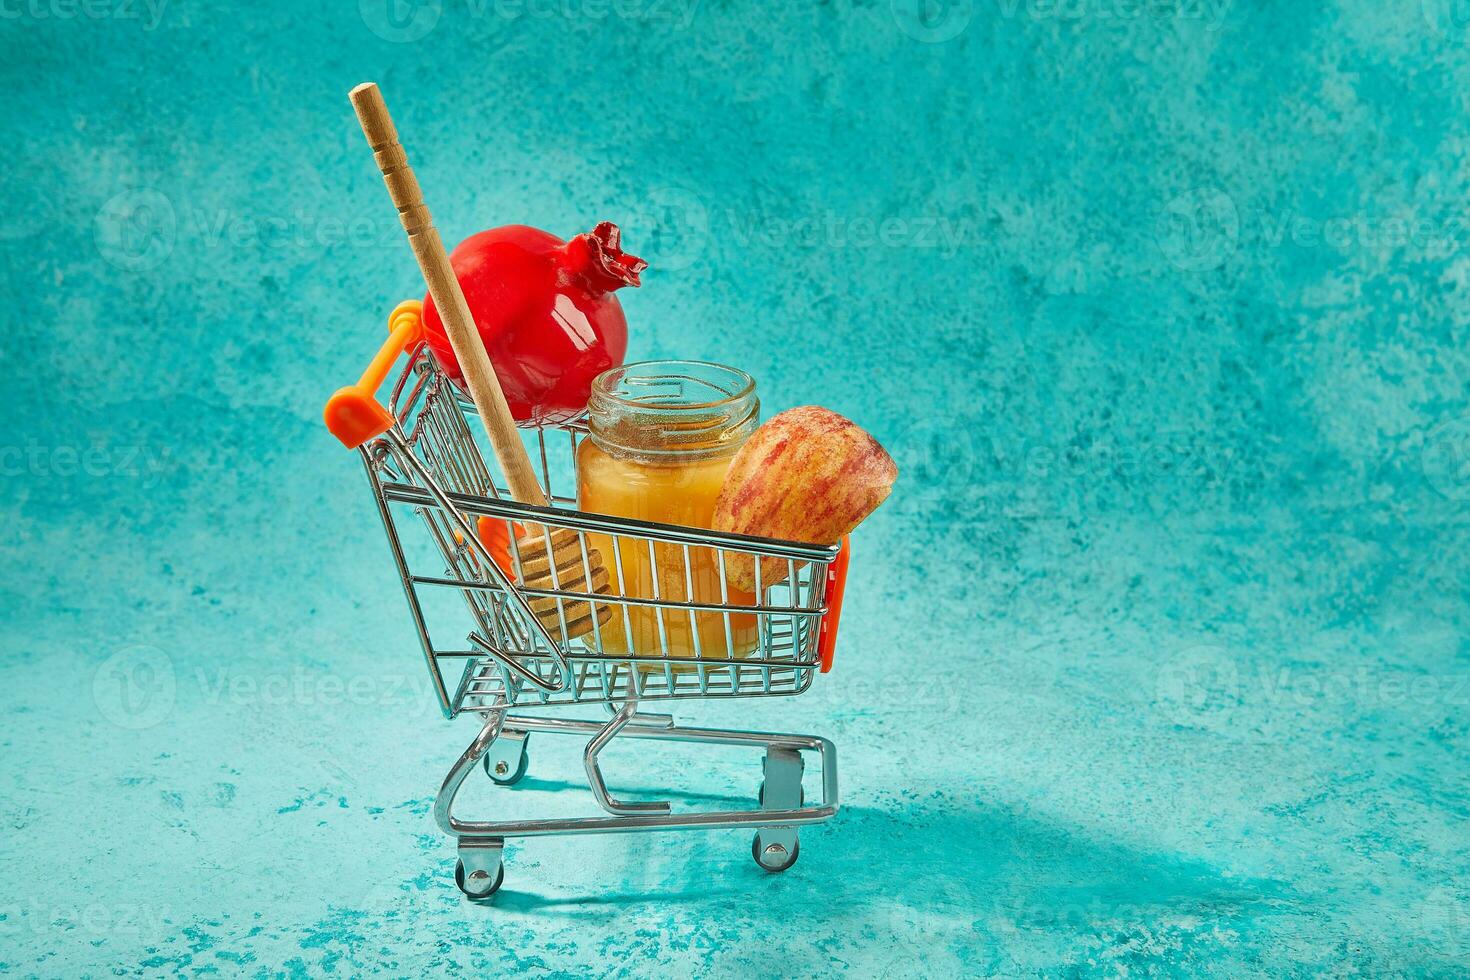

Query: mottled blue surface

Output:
[4, 0, 1470, 975]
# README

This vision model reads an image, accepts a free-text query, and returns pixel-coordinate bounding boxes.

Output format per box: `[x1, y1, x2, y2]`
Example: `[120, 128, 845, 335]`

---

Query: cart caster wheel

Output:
[455, 858, 505, 900]
[758, 782, 804, 807]
[752, 834, 800, 873]
[483, 737, 529, 786]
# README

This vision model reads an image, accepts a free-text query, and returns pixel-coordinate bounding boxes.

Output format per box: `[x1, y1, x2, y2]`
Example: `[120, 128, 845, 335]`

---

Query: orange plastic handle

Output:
[817, 536, 851, 673]
[324, 300, 425, 449]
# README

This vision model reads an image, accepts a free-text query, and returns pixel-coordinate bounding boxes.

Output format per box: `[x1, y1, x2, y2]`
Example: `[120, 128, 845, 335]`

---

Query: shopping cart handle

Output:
[325, 300, 424, 449]
[816, 536, 851, 673]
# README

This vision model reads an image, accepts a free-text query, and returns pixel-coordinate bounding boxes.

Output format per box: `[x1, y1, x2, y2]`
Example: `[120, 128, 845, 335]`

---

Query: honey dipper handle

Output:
[349, 82, 548, 507]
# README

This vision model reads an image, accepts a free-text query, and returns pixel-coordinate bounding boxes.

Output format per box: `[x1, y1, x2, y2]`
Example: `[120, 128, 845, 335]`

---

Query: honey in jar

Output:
[576, 361, 760, 661]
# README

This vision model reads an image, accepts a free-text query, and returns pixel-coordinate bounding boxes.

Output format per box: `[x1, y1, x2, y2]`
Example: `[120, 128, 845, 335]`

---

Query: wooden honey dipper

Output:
[350, 82, 612, 641]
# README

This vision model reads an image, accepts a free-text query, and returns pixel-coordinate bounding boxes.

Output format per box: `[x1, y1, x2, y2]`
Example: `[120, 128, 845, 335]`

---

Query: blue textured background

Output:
[4, 0, 1470, 975]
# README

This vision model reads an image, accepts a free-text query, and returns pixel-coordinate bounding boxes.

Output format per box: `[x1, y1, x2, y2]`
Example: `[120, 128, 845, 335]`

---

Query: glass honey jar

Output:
[576, 361, 760, 661]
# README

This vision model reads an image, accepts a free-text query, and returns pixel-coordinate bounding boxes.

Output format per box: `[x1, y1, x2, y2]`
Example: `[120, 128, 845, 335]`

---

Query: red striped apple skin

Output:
[713, 406, 897, 592]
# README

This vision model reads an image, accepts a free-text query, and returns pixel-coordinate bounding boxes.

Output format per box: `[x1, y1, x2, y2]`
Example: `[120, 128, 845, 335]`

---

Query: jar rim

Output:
[590, 360, 757, 412]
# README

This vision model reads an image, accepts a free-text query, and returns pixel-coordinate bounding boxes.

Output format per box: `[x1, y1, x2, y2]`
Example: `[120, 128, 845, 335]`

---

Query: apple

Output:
[713, 406, 897, 591]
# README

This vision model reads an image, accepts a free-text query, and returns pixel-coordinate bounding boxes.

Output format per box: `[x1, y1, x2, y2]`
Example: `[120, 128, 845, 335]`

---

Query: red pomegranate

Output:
[421, 221, 646, 424]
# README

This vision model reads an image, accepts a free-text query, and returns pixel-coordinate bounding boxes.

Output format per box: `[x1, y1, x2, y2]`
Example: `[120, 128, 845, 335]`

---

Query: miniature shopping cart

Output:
[327, 301, 850, 898]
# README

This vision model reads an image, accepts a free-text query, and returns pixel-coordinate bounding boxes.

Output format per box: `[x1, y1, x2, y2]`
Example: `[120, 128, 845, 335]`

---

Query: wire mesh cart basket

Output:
[327, 301, 850, 898]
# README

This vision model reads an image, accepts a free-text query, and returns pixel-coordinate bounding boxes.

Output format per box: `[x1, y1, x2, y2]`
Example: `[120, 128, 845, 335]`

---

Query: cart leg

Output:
[437, 710, 506, 824]
[482, 728, 530, 785]
[435, 710, 509, 894]
[753, 747, 803, 872]
[584, 702, 672, 815]
[455, 837, 505, 899]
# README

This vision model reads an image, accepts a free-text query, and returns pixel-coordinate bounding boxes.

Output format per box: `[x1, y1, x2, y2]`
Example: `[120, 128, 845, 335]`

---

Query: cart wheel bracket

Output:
[456, 837, 505, 900]
[483, 730, 530, 785]
[753, 747, 803, 872]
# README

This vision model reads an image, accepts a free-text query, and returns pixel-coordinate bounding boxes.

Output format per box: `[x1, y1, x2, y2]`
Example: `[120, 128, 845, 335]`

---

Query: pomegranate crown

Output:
[564, 221, 647, 291]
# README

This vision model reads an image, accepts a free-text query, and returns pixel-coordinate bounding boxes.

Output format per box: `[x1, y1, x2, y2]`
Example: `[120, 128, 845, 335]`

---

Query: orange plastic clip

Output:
[324, 300, 425, 449]
[449, 516, 525, 580]
[816, 536, 851, 673]
[475, 515, 524, 579]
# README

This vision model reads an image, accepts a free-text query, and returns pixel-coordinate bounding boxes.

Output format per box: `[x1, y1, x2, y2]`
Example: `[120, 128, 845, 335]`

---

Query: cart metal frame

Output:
[343, 315, 845, 898]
